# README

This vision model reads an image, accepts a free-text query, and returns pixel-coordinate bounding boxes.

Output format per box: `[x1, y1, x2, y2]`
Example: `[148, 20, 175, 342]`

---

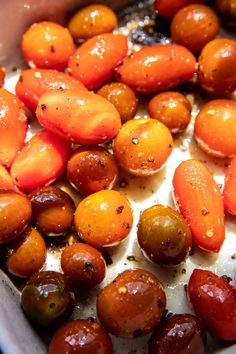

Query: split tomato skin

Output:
[10, 130, 71, 193]
[155, 0, 206, 18]
[15, 69, 87, 112]
[116, 45, 196, 94]
[68, 33, 128, 90]
[22, 21, 74, 70]
[188, 269, 236, 341]
[223, 156, 236, 215]
[173, 159, 225, 253]
[36, 90, 121, 145]
[0, 88, 27, 168]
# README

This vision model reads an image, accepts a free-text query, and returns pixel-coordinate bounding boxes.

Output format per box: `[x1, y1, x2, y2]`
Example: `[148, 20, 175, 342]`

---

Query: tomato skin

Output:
[0, 165, 17, 191]
[194, 99, 236, 158]
[0, 88, 27, 168]
[155, 0, 206, 17]
[116, 45, 196, 94]
[22, 21, 74, 70]
[223, 156, 236, 215]
[198, 38, 236, 95]
[188, 269, 236, 341]
[15, 69, 87, 112]
[36, 90, 121, 145]
[173, 159, 225, 253]
[0, 66, 5, 87]
[10, 130, 71, 193]
[68, 33, 128, 90]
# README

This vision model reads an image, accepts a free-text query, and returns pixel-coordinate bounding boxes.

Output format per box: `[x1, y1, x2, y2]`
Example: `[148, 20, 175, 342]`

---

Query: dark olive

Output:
[216, 0, 236, 26]
[0, 190, 32, 244]
[49, 319, 113, 354]
[21, 271, 75, 327]
[149, 314, 207, 354]
[29, 186, 75, 236]
[137, 205, 192, 266]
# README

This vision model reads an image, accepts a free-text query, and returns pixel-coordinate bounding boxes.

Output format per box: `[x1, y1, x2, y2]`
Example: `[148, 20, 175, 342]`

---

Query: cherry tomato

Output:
[149, 314, 206, 354]
[61, 243, 106, 286]
[22, 21, 74, 70]
[0, 190, 32, 244]
[0, 66, 5, 86]
[173, 159, 225, 253]
[36, 90, 121, 145]
[67, 146, 118, 196]
[155, 0, 206, 18]
[74, 190, 133, 248]
[97, 82, 137, 123]
[113, 118, 173, 176]
[0, 165, 17, 191]
[10, 130, 71, 193]
[171, 5, 219, 53]
[5, 227, 46, 278]
[148, 92, 191, 133]
[198, 38, 236, 95]
[188, 269, 236, 341]
[29, 186, 75, 236]
[68, 4, 117, 40]
[15, 69, 87, 112]
[0, 88, 27, 168]
[138, 205, 192, 266]
[21, 271, 75, 327]
[194, 99, 236, 157]
[97, 269, 166, 338]
[68, 33, 128, 90]
[49, 319, 113, 354]
[223, 156, 236, 215]
[116, 45, 196, 94]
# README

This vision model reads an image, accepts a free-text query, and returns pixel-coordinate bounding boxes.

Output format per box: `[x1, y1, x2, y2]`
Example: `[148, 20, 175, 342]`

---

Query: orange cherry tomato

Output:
[223, 156, 236, 215]
[0, 165, 17, 191]
[74, 190, 133, 248]
[97, 269, 166, 338]
[188, 269, 236, 341]
[49, 319, 113, 354]
[68, 4, 117, 40]
[22, 21, 74, 70]
[194, 99, 236, 157]
[171, 5, 219, 53]
[5, 227, 46, 278]
[0, 88, 27, 168]
[36, 90, 121, 145]
[67, 146, 118, 196]
[173, 159, 225, 253]
[15, 69, 87, 112]
[155, 0, 206, 17]
[116, 45, 196, 94]
[198, 38, 236, 95]
[10, 130, 71, 193]
[68, 33, 128, 90]
[113, 118, 173, 176]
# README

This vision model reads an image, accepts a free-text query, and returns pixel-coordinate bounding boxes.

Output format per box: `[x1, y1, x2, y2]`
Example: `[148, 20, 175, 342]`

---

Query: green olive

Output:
[137, 205, 192, 266]
[21, 271, 75, 327]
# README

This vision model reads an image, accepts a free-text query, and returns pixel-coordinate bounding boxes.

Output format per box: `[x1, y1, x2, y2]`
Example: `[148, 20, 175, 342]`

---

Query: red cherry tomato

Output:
[10, 130, 71, 193]
[188, 269, 236, 341]
[155, 0, 206, 18]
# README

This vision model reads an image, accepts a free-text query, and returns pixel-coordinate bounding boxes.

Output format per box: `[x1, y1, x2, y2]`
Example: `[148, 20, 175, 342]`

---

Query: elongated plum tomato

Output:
[15, 69, 87, 112]
[113, 118, 173, 176]
[155, 0, 206, 17]
[194, 99, 236, 157]
[223, 156, 236, 215]
[49, 319, 113, 354]
[116, 45, 196, 94]
[198, 38, 236, 95]
[36, 90, 121, 145]
[188, 269, 236, 341]
[97, 269, 166, 338]
[173, 159, 225, 253]
[10, 130, 70, 193]
[0, 88, 27, 167]
[74, 190, 133, 248]
[68, 33, 128, 90]
[22, 21, 74, 70]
